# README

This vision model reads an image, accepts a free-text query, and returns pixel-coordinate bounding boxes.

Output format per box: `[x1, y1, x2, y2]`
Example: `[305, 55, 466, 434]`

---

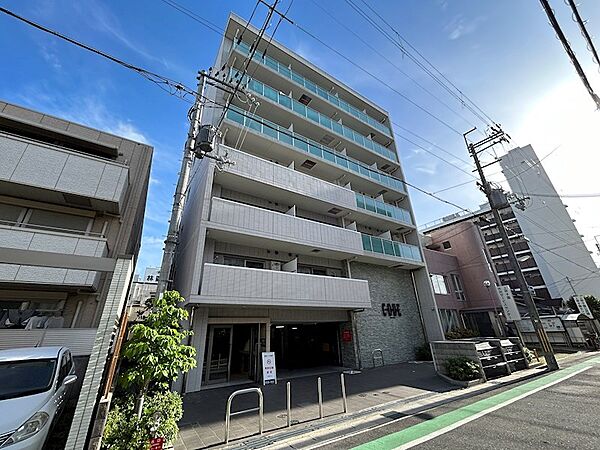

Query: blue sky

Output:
[1, 0, 599, 274]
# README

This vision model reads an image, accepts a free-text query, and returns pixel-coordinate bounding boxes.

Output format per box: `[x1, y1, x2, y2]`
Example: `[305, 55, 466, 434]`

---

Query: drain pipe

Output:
[410, 271, 429, 345]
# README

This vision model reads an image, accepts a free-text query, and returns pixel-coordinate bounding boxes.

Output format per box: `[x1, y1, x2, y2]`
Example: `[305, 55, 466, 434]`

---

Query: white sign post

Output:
[573, 295, 593, 318]
[496, 285, 522, 321]
[261, 352, 277, 385]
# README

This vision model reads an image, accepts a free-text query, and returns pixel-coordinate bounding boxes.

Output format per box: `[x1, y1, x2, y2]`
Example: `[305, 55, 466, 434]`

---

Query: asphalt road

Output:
[318, 354, 600, 450]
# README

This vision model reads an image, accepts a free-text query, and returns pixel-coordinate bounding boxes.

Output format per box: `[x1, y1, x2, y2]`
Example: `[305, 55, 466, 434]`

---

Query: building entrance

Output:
[203, 323, 264, 385]
[271, 323, 341, 370]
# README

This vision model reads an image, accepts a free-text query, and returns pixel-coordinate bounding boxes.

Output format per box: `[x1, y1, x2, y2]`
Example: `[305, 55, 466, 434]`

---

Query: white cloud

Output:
[444, 15, 486, 41]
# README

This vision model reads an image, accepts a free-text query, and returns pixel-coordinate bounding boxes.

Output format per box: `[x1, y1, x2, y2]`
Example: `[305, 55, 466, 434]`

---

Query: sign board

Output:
[149, 437, 164, 450]
[342, 329, 352, 342]
[496, 285, 521, 321]
[262, 351, 277, 385]
[381, 303, 402, 318]
[517, 317, 565, 333]
[573, 295, 593, 318]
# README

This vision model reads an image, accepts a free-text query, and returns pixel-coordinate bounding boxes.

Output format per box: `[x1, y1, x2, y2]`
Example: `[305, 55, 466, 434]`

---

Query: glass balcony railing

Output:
[237, 72, 398, 162]
[355, 193, 413, 226]
[235, 41, 393, 137]
[225, 107, 407, 195]
[361, 233, 422, 262]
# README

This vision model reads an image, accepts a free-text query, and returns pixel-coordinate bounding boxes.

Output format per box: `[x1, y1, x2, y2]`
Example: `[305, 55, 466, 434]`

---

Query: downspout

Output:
[410, 271, 429, 344]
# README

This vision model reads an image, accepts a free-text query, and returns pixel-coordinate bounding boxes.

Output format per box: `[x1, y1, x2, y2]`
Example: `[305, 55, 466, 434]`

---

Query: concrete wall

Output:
[350, 262, 427, 367]
[430, 341, 482, 377]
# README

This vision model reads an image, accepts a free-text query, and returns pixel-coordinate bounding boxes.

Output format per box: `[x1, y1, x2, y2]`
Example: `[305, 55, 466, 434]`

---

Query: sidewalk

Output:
[175, 362, 455, 449]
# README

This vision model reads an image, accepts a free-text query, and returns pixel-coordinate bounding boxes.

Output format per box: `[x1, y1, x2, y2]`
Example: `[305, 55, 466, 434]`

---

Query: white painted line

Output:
[395, 366, 591, 449]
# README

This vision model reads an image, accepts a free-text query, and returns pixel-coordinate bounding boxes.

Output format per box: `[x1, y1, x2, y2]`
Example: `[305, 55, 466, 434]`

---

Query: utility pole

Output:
[157, 71, 207, 296]
[465, 126, 559, 371]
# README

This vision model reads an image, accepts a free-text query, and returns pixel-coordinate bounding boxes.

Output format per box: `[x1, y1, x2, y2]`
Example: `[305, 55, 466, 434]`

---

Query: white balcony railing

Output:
[196, 263, 371, 309]
[0, 328, 97, 356]
[0, 133, 128, 213]
[0, 225, 107, 288]
[208, 197, 363, 255]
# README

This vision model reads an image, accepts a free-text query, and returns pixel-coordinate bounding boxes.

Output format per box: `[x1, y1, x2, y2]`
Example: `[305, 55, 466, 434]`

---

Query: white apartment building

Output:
[0, 100, 152, 447]
[171, 14, 443, 392]
[500, 145, 600, 300]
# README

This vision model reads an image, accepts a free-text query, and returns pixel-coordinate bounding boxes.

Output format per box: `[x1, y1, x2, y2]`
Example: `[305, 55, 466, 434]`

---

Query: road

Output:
[315, 354, 600, 450]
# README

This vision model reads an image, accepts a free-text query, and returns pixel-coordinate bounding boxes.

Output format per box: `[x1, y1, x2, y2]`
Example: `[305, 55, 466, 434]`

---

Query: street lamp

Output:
[484, 279, 504, 337]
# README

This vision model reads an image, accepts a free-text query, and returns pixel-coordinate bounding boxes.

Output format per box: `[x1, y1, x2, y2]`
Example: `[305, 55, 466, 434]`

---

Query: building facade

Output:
[128, 267, 160, 320]
[422, 145, 600, 311]
[423, 221, 504, 337]
[171, 14, 443, 392]
[0, 100, 152, 446]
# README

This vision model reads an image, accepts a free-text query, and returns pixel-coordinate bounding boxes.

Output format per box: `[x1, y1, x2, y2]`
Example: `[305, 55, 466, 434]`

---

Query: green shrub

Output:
[445, 327, 479, 340]
[102, 390, 183, 450]
[444, 356, 481, 381]
[415, 343, 432, 361]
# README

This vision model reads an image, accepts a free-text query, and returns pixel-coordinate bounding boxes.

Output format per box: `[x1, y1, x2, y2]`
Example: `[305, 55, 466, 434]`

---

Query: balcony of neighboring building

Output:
[359, 232, 425, 269]
[0, 221, 107, 289]
[228, 75, 399, 169]
[214, 145, 414, 232]
[221, 108, 407, 203]
[230, 40, 394, 141]
[0, 131, 129, 214]
[190, 262, 371, 309]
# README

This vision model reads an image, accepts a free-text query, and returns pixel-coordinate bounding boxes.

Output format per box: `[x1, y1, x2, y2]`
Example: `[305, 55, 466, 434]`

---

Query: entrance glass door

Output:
[206, 326, 232, 383]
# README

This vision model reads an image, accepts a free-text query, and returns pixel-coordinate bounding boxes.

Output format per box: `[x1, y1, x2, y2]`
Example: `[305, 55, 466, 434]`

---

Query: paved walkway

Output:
[174, 362, 455, 449]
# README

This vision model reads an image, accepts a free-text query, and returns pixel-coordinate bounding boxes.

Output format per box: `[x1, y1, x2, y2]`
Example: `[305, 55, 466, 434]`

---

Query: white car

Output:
[0, 347, 77, 450]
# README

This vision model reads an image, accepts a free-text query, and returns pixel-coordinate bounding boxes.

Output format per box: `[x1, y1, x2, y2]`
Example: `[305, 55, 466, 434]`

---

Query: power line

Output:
[566, 0, 600, 73]
[158, 0, 224, 35]
[539, 0, 600, 109]
[345, 0, 495, 128]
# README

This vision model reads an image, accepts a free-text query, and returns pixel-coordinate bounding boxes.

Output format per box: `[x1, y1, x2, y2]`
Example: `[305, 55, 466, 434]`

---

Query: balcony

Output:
[354, 193, 413, 227]
[215, 145, 356, 212]
[242, 76, 398, 164]
[0, 132, 129, 214]
[0, 224, 107, 288]
[206, 197, 363, 259]
[193, 263, 371, 309]
[360, 233, 424, 267]
[223, 108, 407, 202]
[232, 40, 392, 137]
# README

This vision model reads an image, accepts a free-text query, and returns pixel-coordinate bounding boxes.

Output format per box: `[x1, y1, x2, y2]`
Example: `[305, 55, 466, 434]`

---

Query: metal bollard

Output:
[286, 381, 292, 427]
[340, 373, 348, 414]
[317, 377, 323, 419]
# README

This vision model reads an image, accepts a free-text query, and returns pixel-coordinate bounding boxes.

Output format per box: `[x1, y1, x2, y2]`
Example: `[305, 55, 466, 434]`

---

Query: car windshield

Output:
[0, 359, 57, 400]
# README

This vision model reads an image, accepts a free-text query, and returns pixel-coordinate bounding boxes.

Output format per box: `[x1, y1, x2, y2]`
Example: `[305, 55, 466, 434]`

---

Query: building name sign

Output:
[496, 285, 521, 322]
[381, 303, 402, 318]
[573, 295, 593, 319]
[517, 317, 565, 333]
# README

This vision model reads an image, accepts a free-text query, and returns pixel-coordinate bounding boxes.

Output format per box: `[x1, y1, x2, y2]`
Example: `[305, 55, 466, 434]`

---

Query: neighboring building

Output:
[128, 267, 159, 320]
[500, 145, 600, 301]
[170, 14, 443, 392]
[0, 101, 152, 448]
[422, 221, 504, 337]
[421, 144, 600, 310]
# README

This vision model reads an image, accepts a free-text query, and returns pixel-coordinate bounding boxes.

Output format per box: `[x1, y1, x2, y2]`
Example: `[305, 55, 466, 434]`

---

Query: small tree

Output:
[567, 295, 600, 318]
[119, 290, 196, 416]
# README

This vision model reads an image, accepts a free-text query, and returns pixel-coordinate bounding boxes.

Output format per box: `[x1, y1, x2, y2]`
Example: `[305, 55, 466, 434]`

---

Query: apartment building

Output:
[0, 100, 152, 447]
[128, 266, 159, 320]
[171, 14, 443, 392]
[422, 145, 600, 310]
[422, 221, 504, 337]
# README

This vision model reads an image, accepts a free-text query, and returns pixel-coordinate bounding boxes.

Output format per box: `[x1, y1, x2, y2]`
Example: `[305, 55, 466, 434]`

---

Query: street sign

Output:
[149, 437, 164, 450]
[496, 285, 522, 321]
[573, 295, 593, 318]
[262, 351, 277, 385]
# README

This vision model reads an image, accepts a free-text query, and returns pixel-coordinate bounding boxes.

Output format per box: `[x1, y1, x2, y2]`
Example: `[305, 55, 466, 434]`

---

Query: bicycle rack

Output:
[372, 348, 384, 367]
[224, 387, 264, 443]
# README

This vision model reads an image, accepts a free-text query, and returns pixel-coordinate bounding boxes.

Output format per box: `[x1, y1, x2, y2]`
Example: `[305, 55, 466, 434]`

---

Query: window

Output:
[451, 274, 466, 301]
[430, 274, 448, 295]
[439, 309, 462, 333]
[245, 260, 265, 269]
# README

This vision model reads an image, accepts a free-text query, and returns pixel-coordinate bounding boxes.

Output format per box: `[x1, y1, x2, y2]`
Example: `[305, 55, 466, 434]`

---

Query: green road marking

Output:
[353, 355, 600, 450]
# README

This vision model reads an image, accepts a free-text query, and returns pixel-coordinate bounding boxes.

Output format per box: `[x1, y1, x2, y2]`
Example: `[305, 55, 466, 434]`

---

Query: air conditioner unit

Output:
[269, 261, 282, 271]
